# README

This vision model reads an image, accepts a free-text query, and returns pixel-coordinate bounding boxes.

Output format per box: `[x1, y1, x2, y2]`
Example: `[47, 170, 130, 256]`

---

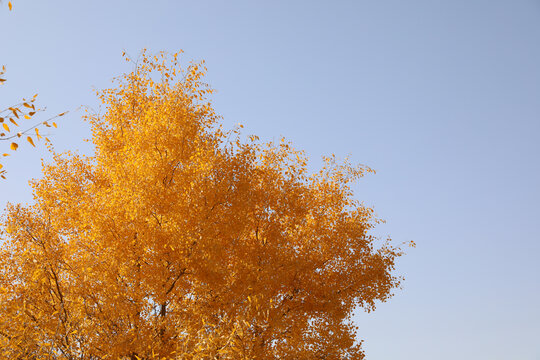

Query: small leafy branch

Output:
[0, 66, 66, 179]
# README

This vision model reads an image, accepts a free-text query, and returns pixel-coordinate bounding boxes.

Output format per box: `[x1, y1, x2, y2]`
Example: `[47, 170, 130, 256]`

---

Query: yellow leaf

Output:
[2, 123, 9, 132]
[53, 122, 57, 128]
[10, 143, 18, 151]
[27, 137, 35, 147]
[35, 128, 42, 139]
[8, 1, 12, 11]
[24, 115, 31, 120]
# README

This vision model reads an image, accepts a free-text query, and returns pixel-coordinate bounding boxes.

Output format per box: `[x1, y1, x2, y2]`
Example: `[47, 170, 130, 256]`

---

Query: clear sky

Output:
[1, 1, 539, 359]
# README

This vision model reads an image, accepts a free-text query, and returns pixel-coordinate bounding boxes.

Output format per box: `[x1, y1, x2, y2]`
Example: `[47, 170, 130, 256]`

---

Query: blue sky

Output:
[1, 1, 539, 359]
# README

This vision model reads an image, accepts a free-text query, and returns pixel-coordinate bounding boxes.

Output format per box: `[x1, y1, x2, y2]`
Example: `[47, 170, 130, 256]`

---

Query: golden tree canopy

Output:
[0, 51, 404, 359]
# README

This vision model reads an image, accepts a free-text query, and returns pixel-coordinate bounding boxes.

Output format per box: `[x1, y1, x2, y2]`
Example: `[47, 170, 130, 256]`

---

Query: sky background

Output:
[1, 1, 539, 359]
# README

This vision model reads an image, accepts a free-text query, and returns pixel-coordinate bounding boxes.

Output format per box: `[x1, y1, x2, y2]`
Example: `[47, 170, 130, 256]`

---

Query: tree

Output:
[0, 51, 405, 359]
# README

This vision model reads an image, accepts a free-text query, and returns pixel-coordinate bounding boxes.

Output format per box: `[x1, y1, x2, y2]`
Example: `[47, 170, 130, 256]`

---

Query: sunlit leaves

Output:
[0, 93, 42, 174]
[0, 50, 405, 359]
[0, 69, 65, 177]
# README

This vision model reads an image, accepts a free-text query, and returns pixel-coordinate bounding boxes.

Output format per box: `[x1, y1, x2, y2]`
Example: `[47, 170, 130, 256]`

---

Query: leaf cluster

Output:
[0, 66, 67, 178]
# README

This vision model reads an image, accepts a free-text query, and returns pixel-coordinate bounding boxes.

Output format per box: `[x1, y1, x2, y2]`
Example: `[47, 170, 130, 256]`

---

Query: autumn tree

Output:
[0, 51, 405, 359]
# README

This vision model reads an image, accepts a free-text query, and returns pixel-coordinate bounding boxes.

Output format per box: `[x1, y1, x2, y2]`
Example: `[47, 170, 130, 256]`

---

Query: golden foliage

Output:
[0, 51, 404, 359]
[0, 65, 67, 178]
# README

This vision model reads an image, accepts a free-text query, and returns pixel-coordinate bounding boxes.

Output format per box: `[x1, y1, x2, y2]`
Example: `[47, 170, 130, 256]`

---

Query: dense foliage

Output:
[0, 51, 403, 359]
